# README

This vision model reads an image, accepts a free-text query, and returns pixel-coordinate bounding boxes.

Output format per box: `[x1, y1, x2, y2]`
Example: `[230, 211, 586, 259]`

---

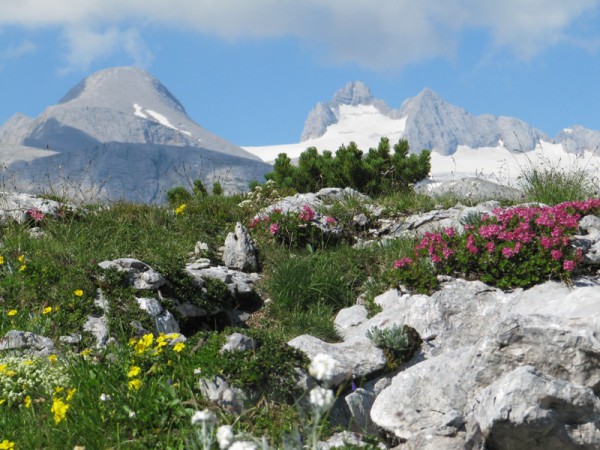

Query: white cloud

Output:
[1, 0, 599, 70]
[60, 26, 152, 72]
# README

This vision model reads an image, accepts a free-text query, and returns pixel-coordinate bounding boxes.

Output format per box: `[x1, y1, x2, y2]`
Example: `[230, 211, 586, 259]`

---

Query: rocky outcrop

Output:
[223, 223, 258, 272]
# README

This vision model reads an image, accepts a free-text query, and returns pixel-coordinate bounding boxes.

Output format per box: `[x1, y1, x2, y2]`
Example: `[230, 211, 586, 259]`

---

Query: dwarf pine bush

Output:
[264, 138, 431, 196]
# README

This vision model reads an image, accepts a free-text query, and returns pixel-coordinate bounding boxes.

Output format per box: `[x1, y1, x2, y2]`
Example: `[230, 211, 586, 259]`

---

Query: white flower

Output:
[193, 368, 202, 375]
[309, 353, 339, 384]
[229, 441, 257, 450]
[128, 411, 136, 419]
[99, 393, 111, 402]
[309, 386, 335, 410]
[216, 425, 235, 449]
[191, 409, 217, 426]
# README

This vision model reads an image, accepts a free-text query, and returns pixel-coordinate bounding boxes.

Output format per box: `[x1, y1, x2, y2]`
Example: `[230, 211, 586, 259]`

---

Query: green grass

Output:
[519, 162, 597, 205]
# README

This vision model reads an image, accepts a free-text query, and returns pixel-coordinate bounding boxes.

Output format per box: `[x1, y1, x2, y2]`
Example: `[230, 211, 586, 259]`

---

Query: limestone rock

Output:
[287, 334, 384, 385]
[98, 258, 166, 290]
[135, 297, 179, 334]
[0, 330, 55, 356]
[220, 332, 258, 353]
[467, 366, 600, 450]
[223, 222, 258, 272]
[0, 192, 76, 225]
[414, 177, 522, 202]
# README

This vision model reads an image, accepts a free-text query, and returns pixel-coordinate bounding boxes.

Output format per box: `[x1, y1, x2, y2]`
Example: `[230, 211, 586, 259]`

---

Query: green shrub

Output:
[166, 186, 192, 206]
[264, 138, 431, 196]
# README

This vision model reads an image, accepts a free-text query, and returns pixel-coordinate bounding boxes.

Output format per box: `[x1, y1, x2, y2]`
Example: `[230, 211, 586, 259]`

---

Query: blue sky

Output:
[1, 1, 600, 146]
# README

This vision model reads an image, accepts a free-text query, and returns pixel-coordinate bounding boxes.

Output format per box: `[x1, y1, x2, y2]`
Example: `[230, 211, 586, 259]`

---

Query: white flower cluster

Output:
[216, 425, 235, 450]
[191, 408, 217, 426]
[0, 355, 69, 405]
[309, 386, 335, 410]
[308, 353, 339, 386]
[238, 180, 281, 210]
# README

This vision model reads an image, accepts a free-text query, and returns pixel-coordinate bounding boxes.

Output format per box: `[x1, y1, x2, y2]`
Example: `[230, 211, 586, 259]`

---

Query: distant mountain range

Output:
[299, 80, 600, 156]
[244, 81, 600, 187]
[0, 67, 271, 202]
[1, 69, 599, 202]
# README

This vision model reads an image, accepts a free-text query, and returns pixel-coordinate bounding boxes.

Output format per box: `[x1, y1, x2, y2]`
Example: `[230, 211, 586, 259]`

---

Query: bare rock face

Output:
[222, 222, 258, 272]
[467, 366, 600, 450]
[367, 276, 600, 449]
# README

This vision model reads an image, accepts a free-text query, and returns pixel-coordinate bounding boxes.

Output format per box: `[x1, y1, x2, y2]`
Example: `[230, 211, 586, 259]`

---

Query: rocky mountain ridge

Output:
[301, 81, 597, 156]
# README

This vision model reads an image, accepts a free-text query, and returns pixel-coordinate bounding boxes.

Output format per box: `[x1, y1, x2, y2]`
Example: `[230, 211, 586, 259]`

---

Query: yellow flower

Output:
[24, 360, 33, 366]
[128, 378, 142, 390]
[165, 333, 181, 340]
[5, 370, 16, 377]
[24, 395, 31, 408]
[66, 388, 77, 402]
[0, 365, 6, 373]
[134, 333, 154, 354]
[0, 439, 15, 449]
[173, 342, 185, 353]
[17, 255, 25, 263]
[174, 204, 187, 215]
[7, 310, 16, 316]
[80, 348, 92, 357]
[48, 354, 58, 364]
[0, 256, 4, 265]
[18, 265, 26, 272]
[0, 399, 5, 405]
[42, 306, 52, 314]
[54, 386, 64, 395]
[74, 289, 84, 297]
[127, 366, 141, 378]
[51, 397, 69, 424]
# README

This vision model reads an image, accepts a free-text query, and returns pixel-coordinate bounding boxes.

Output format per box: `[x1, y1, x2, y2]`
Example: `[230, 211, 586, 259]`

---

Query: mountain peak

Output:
[58, 66, 185, 114]
[332, 80, 373, 106]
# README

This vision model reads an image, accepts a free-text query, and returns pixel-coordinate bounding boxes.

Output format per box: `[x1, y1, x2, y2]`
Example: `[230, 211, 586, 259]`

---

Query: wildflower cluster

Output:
[127, 332, 186, 391]
[50, 386, 76, 424]
[174, 204, 187, 216]
[0, 253, 27, 274]
[238, 180, 283, 212]
[392, 199, 600, 291]
[26, 207, 45, 224]
[249, 204, 338, 249]
[0, 355, 70, 408]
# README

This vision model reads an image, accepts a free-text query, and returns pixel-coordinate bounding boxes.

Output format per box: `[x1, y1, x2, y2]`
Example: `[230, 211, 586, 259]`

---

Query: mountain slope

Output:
[0, 67, 270, 201]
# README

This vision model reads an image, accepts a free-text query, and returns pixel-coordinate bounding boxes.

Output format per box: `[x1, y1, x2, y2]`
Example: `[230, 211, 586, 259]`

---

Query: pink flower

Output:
[563, 260, 576, 272]
[394, 257, 413, 268]
[299, 205, 316, 222]
[502, 247, 515, 258]
[248, 217, 260, 228]
[27, 207, 45, 223]
[551, 249, 562, 261]
[325, 216, 336, 225]
[442, 246, 454, 259]
[466, 235, 478, 254]
[431, 254, 441, 263]
[269, 223, 280, 235]
[443, 227, 455, 238]
[485, 242, 495, 253]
